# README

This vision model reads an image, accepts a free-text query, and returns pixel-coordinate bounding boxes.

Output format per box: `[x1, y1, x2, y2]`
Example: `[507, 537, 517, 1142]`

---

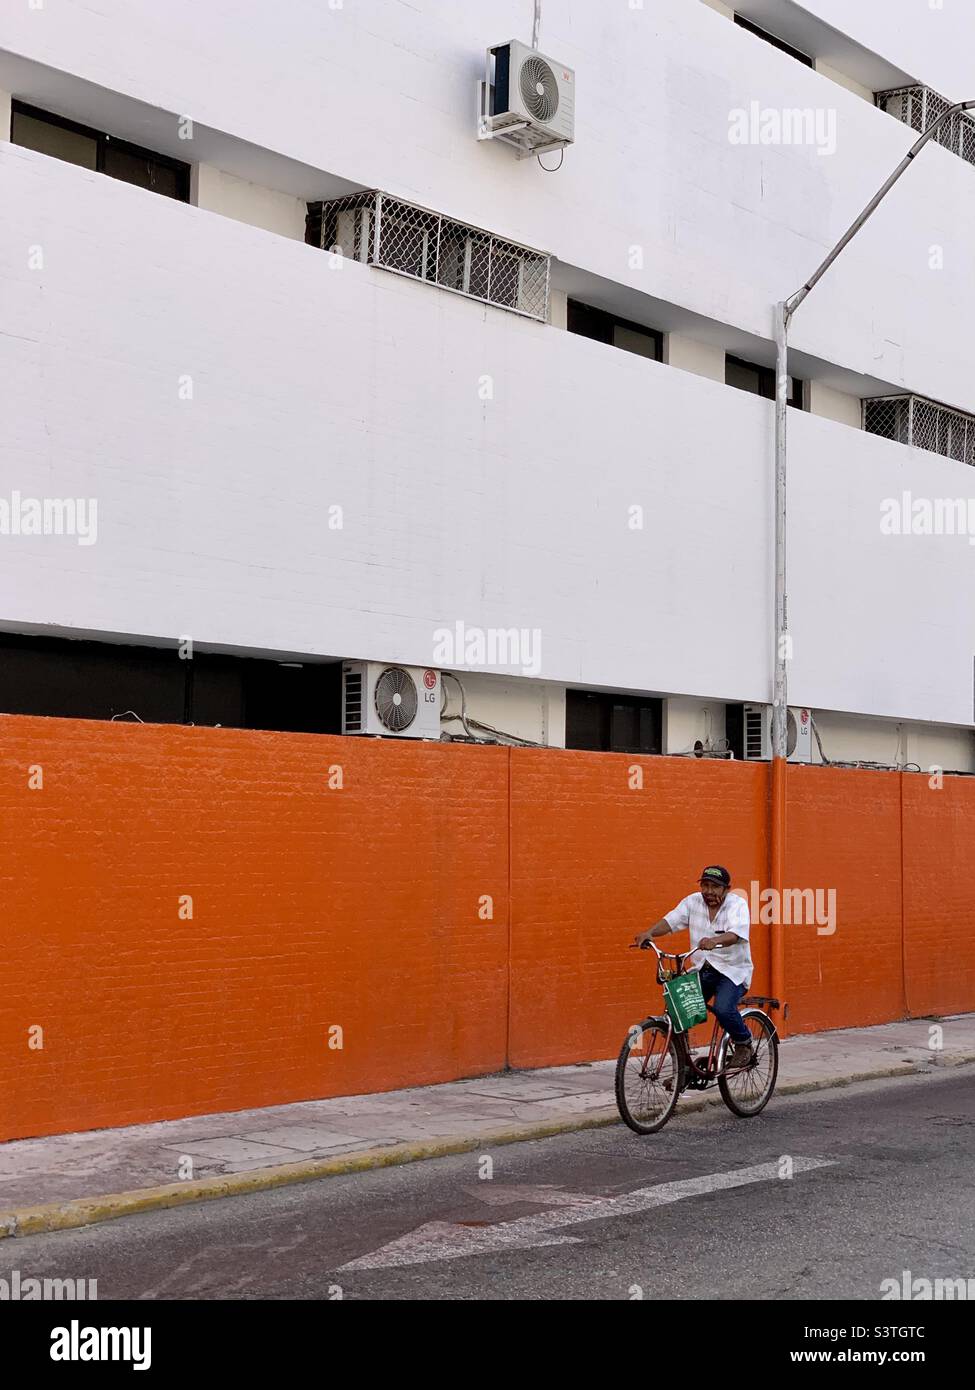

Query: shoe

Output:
[729, 1040, 754, 1068]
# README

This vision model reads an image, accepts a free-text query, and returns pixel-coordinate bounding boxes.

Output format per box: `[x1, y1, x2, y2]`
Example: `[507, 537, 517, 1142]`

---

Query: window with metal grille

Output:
[305, 191, 550, 321]
[864, 394, 975, 465]
[876, 85, 975, 168]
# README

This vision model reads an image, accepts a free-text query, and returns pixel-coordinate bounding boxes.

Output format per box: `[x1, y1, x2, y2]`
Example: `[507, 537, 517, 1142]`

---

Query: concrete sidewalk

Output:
[2, 1013, 973, 1238]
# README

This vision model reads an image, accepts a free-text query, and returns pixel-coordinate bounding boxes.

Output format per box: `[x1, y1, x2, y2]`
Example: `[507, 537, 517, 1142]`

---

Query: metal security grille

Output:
[743, 707, 765, 761]
[876, 85, 975, 167]
[343, 668, 363, 732]
[864, 395, 975, 465]
[306, 191, 550, 321]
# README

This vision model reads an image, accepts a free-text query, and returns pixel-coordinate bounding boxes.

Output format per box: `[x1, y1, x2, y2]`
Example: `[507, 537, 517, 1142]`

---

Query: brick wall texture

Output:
[2, 714, 972, 1141]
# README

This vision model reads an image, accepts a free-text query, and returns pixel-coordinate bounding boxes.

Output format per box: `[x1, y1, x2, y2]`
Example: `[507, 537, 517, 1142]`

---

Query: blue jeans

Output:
[698, 962, 750, 1043]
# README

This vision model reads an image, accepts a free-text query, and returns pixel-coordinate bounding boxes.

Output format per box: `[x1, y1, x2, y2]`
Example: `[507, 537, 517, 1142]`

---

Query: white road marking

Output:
[462, 1183, 603, 1208]
[339, 1157, 835, 1270]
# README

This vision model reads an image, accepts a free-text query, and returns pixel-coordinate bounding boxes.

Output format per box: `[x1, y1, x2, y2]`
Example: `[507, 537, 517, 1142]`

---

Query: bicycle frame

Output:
[619, 940, 782, 1133]
[642, 1006, 725, 1084]
[632, 940, 764, 1085]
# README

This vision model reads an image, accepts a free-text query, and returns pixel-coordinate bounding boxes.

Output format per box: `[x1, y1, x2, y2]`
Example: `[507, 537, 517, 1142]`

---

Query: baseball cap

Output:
[700, 865, 731, 887]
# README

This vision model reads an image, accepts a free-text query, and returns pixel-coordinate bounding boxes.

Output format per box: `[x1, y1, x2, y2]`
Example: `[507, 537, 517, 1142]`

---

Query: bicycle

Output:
[614, 940, 779, 1134]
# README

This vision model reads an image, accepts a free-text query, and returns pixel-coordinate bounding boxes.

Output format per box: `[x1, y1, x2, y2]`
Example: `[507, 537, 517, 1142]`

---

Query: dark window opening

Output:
[0, 633, 342, 733]
[724, 703, 745, 762]
[726, 353, 804, 409]
[10, 102, 190, 202]
[566, 689, 662, 754]
[733, 14, 814, 67]
[567, 300, 663, 362]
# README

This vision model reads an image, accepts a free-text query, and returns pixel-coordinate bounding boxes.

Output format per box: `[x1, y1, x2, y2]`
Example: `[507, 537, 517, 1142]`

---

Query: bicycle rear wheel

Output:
[615, 1020, 681, 1134]
[718, 1009, 778, 1117]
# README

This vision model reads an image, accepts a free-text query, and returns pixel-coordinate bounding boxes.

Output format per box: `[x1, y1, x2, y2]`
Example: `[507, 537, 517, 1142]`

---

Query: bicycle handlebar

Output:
[629, 937, 724, 982]
[629, 940, 723, 957]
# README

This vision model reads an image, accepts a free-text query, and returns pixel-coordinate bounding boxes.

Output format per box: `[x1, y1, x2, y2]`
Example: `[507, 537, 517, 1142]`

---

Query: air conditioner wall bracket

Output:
[477, 79, 569, 158]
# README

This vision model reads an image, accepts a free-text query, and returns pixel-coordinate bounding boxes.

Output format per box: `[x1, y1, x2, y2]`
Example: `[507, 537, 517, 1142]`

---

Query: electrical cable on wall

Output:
[676, 708, 732, 758]
[809, 713, 830, 765]
[531, 0, 566, 172]
[536, 148, 564, 171]
[462, 715, 543, 747]
[440, 670, 476, 740]
[440, 670, 543, 746]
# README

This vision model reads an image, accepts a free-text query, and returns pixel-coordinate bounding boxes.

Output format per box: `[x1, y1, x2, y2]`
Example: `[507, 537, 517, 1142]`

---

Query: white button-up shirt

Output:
[663, 891, 753, 989]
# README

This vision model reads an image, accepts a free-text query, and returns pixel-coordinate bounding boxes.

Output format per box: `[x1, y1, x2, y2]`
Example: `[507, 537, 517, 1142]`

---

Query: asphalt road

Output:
[3, 1070, 974, 1302]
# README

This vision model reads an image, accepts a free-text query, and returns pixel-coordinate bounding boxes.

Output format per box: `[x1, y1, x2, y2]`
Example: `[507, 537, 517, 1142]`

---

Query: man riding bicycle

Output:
[634, 865, 754, 1067]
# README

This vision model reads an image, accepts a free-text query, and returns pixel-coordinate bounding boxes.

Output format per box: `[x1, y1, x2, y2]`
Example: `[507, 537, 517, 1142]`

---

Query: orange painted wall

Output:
[1, 716, 509, 1141]
[783, 766, 906, 1032]
[507, 749, 770, 1066]
[2, 714, 974, 1142]
[902, 773, 975, 1016]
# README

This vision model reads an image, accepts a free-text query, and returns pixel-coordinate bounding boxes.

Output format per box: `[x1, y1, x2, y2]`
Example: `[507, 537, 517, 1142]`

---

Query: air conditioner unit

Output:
[479, 40, 575, 157]
[342, 662, 442, 739]
[743, 706, 813, 764]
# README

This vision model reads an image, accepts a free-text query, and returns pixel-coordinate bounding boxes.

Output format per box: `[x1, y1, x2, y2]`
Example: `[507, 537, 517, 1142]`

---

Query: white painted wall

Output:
[807, 380, 862, 429]
[444, 673, 567, 747]
[811, 711, 974, 773]
[814, 60, 873, 104]
[906, 726, 974, 775]
[191, 164, 305, 241]
[661, 698, 975, 772]
[3, 144, 973, 731]
[2, 0, 974, 412]
[549, 288, 568, 330]
[664, 333, 726, 383]
[664, 697, 729, 756]
[797, 0, 975, 103]
[790, 412, 975, 726]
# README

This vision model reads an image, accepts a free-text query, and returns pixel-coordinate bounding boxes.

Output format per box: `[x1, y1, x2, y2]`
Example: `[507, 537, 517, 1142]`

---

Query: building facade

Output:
[1, 0, 973, 770]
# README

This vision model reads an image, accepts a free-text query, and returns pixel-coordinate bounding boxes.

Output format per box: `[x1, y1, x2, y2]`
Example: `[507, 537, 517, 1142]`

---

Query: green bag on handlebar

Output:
[663, 971, 708, 1032]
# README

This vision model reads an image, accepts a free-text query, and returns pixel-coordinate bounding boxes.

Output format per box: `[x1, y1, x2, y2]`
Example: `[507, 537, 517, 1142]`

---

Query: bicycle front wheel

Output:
[615, 1020, 681, 1135]
[718, 1009, 779, 1118]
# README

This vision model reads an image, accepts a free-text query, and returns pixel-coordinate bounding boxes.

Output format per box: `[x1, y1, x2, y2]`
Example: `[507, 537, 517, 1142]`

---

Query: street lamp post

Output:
[769, 97, 975, 1024]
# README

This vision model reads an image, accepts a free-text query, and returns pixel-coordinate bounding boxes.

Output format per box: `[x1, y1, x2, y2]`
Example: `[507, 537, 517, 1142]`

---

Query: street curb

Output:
[2, 1054, 973, 1240]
